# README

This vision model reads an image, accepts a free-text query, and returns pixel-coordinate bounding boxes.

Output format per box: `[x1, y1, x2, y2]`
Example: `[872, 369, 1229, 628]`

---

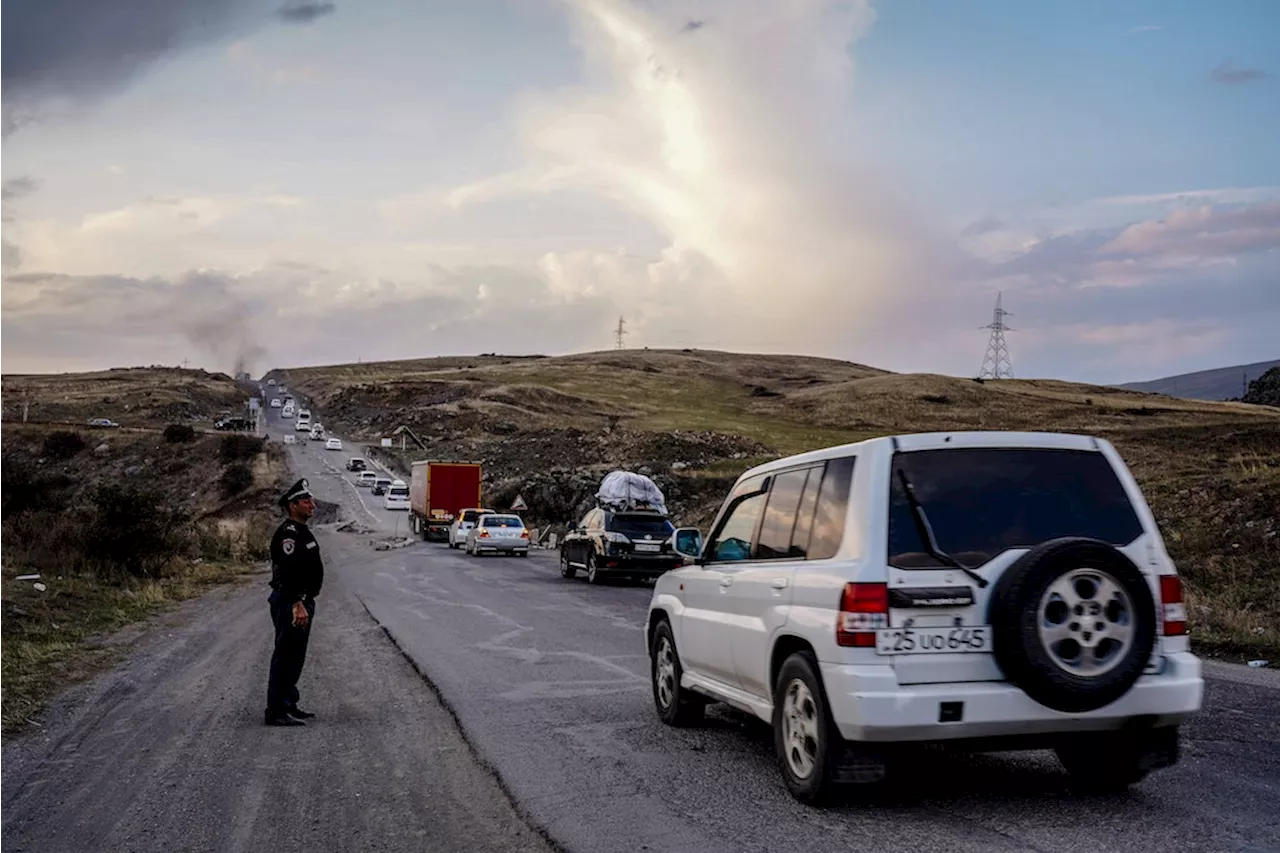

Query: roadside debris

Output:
[15, 574, 41, 581]
[33, 582, 48, 592]
[372, 536, 414, 551]
[1247, 660, 1270, 668]
[336, 520, 376, 535]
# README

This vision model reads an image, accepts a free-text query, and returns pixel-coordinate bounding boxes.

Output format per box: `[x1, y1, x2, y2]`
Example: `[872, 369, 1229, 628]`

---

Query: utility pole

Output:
[978, 292, 1014, 380]
[614, 315, 627, 350]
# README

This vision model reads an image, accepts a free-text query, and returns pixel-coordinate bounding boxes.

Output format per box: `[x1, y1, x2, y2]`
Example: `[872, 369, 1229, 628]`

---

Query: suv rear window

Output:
[608, 514, 675, 538]
[461, 510, 481, 523]
[888, 448, 1144, 568]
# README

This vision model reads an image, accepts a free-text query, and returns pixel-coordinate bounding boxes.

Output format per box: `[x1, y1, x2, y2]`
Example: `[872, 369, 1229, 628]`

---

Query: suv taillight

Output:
[1159, 575, 1186, 636]
[837, 583, 888, 648]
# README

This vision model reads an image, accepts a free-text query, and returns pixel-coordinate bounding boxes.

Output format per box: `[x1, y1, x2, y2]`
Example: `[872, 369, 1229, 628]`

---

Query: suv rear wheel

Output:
[650, 620, 704, 726]
[559, 551, 576, 578]
[773, 652, 842, 804]
[1055, 729, 1166, 793]
[586, 554, 603, 585]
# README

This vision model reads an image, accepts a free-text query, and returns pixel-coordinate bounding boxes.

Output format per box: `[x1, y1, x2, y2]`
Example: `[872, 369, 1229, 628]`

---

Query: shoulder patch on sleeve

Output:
[282, 538, 296, 555]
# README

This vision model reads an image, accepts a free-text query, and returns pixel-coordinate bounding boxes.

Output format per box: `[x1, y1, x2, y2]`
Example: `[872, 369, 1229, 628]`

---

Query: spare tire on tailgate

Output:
[988, 537, 1156, 714]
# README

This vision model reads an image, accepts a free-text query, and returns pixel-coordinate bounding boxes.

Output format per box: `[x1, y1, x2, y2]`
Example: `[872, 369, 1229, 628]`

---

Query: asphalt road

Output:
[274, 398, 1280, 853]
[5, 390, 1279, 853]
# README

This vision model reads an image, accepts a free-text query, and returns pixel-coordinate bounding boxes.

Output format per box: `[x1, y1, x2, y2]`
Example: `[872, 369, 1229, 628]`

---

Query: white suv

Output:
[648, 431, 1202, 804]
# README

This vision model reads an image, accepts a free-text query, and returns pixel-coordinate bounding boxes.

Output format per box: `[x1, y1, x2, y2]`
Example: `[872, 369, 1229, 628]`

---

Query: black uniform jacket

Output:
[270, 520, 325, 604]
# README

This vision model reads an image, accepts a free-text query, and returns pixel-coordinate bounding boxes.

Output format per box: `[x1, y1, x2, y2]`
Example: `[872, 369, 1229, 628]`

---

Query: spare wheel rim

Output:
[1037, 567, 1136, 678]
[782, 678, 820, 780]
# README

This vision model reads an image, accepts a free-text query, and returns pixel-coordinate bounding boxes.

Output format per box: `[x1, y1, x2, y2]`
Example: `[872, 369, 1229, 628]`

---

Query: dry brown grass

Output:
[1, 366, 249, 429]
[2, 560, 260, 734]
[2, 423, 287, 735]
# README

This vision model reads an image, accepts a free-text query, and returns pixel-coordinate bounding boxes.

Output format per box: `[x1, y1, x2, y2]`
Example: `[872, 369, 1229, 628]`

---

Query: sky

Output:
[2, 0, 1278, 384]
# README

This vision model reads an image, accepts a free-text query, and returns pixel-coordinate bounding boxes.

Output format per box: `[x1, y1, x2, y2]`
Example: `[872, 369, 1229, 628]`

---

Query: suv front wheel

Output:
[774, 652, 842, 804]
[650, 620, 705, 726]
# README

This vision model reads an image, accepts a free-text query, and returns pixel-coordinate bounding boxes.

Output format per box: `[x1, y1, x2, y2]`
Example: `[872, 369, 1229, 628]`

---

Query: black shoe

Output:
[265, 713, 305, 727]
[286, 706, 316, 720]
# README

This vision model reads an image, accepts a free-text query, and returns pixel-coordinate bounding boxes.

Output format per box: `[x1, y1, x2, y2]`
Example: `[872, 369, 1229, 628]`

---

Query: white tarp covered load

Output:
[596, 470, 668, 515]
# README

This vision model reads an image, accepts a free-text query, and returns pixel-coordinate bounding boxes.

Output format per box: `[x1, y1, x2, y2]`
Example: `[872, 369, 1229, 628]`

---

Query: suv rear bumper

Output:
[598, 553, 682, 577]
[820, 652, 1203, 743]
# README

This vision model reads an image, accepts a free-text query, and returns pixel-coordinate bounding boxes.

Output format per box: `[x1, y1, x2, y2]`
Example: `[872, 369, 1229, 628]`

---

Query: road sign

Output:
[381, 438, 393, 447]
[511, 494, 529, 511]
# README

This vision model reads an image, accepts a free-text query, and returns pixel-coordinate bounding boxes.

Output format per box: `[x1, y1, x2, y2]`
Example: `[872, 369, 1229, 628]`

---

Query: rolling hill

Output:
[1119, 359, 1280, 401]
[270, 347, 1280, 658]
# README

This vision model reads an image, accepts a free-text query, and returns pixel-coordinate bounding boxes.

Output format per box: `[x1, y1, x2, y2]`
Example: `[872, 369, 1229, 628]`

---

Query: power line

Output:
[978, 292, 1014, 380]
[614, 315, 627, 350]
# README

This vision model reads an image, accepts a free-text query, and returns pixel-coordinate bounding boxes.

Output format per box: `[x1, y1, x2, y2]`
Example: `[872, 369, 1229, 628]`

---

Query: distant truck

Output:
[409, 461, 483, 542]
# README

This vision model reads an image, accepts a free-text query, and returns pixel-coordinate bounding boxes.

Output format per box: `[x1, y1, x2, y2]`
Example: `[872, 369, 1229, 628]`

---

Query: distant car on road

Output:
[384, 480, 410, 511]
[448, 507, 496, 550]
[87, 417, 120, 428]
[346, 458, 367, 472]
[270, 398, 282, 408]
[268, 378, 276, 386]
[371, 477, 393, 496]
[295, 419, 311, 432]
[465, 514, 530, 557]
[357, 471, 378, 488]
[326, 437, 343, 451]
[283, 434, 296, 445]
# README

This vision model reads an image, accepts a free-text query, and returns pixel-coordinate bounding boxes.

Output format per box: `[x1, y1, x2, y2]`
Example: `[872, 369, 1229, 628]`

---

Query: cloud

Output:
[960, 215, 1003, 238]
[2, 240, 21, 272]
[276, 2, 336, 24]
[0, 261, 626, 373]
[1100, 202, 1280, 259]
[681, 20, 706, 32]
[1210, 62, 1268, 85]
[2, 176, 40, 201]
[985, 198, 1280, 290]
[434, 0, 964, 357]
[1, 0, 257, 102]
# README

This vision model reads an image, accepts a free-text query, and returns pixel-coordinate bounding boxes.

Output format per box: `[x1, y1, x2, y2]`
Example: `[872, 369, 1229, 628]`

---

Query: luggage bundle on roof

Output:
[595, 470, 668, 515]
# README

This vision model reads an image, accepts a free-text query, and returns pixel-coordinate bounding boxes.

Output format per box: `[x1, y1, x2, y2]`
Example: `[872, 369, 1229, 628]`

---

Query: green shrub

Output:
[42, 431, 87, 459]
[219, 434, 265, 463]
[219, 462, 255, 498]
[87, 483, 187, 578]
[164, 423, 197, 443]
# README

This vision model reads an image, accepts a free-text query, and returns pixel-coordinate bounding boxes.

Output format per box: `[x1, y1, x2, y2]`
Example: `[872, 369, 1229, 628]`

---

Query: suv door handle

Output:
[771, 578, 789, 589]
[719, 576, 733, 588]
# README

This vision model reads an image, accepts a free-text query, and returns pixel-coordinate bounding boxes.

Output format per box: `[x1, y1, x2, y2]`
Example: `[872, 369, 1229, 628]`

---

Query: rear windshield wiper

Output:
[895, 468, 989, 588]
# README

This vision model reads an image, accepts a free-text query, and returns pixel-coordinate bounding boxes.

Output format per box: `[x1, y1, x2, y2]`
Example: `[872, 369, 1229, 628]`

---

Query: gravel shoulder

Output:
[1, 553, 554, 853]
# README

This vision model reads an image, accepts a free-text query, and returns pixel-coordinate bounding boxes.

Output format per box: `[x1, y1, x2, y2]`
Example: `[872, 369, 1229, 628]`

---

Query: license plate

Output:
[634, 542, 661, 552]
[876, 626, 991, 655]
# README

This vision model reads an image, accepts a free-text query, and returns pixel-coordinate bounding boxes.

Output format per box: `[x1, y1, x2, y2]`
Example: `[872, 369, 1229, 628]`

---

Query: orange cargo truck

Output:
[409, 460, 483, 542]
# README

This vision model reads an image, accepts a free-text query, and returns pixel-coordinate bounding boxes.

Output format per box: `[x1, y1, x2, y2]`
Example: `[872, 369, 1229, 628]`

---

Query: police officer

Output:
[264, 478, 324, 726]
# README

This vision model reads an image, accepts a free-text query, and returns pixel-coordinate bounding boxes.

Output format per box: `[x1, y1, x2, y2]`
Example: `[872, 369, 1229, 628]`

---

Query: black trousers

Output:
[266, 591, 315, 716]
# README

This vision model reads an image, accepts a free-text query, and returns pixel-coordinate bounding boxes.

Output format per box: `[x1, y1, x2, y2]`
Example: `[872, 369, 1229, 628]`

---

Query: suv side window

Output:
[587, 509, 605, 531]
[706, 474, 769, 562]
[806, 456, 856, 561]
[755, 467, 814, 559]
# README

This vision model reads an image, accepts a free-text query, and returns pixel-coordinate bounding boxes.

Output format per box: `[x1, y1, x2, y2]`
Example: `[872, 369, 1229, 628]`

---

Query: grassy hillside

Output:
[276, 348, 1280, 660]
[1, 366, 251, 429]
[2, 424, 288, 734]
[1119, 358, 1280, 401]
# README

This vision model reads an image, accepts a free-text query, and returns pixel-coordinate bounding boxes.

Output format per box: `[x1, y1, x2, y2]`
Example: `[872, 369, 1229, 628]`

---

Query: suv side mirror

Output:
[672, 527, 703, 562]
